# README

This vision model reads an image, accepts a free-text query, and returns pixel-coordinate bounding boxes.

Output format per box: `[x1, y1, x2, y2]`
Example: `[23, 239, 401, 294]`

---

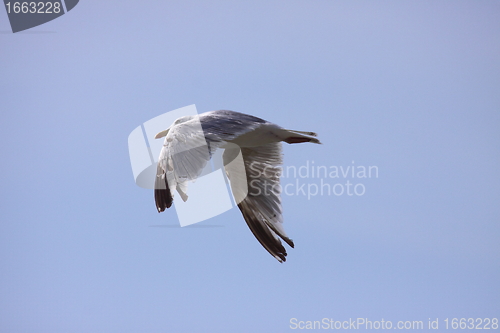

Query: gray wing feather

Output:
[224, 142, 294, 262]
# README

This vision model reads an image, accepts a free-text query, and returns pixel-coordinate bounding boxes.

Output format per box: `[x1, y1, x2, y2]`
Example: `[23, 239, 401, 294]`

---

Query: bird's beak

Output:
[154, 128, 170, 139]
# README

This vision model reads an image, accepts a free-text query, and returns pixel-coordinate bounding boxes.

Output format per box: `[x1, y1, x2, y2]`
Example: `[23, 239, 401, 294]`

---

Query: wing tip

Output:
[275, 255, 286, 263]
[154, 165, 173, 212]
[237, 201, 293, 263]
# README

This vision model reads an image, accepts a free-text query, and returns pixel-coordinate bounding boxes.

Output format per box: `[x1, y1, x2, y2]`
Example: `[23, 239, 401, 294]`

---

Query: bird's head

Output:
[173, 115, 196, 125]
[154, 115, 196, 139]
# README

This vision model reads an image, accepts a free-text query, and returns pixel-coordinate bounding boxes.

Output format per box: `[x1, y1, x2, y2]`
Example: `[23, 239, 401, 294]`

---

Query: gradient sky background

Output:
[1, 1, 499, 332]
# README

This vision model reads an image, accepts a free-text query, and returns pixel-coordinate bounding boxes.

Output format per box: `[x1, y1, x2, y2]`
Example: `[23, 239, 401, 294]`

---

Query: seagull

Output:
[154, 110, 320, 262]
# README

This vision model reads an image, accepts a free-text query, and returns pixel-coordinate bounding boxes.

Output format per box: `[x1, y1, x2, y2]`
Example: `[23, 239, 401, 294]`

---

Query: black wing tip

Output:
[154, 188, 173, 212]
[237, 202, 292, 263]
[155, 198, 172, 213]
[154, 166, 173, 213]
[272, 248, 287, 263]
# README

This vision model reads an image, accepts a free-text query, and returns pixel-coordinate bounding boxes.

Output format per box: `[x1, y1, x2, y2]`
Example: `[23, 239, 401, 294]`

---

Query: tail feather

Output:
[288, 130, 317, 137]
[284, 136, 321, 144]
[282, 129, 321, 144]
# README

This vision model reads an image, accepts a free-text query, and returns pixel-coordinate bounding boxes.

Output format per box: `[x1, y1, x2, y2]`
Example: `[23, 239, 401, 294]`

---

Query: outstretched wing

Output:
[155, 111, 265, 212]
[155, 117, 218, 212]
[224, 142, 294, 262]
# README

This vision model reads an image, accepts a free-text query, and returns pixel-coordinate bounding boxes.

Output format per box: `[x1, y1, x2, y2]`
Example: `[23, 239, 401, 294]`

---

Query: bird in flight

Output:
[154, 110, 320, 262]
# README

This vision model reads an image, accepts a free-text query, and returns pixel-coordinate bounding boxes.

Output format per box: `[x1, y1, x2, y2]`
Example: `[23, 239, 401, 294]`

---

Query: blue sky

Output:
[1, 1, 499, 332]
